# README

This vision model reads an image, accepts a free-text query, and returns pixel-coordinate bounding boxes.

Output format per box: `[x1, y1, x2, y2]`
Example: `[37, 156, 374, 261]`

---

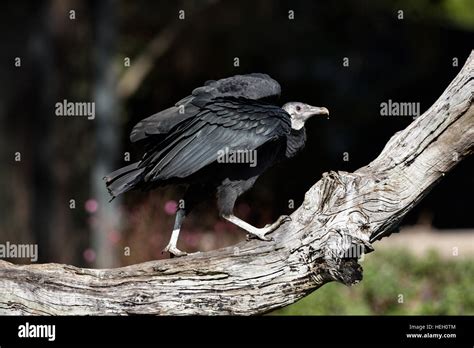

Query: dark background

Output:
[0, 0, 472, 268]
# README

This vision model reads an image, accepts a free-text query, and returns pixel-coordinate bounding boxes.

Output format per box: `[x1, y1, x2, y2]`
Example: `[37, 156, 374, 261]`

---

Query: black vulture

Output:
[105, 74, 329, 256]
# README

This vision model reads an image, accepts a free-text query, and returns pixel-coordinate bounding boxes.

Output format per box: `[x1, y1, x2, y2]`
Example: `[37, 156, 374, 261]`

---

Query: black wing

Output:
[137, 97, 291, 181]
[129, 73, 281, 144]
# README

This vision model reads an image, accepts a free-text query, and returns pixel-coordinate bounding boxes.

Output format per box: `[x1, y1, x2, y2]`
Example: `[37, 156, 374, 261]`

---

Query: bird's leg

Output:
[221, 214, 291, 241]
[162, 208, 187, 257]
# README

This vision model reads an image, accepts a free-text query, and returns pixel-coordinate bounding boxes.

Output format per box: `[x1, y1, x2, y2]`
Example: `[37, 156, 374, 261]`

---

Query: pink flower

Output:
[85, 199, 98, 213]
[83, 248, 96, 263]
[108, 230, 121, 244]
[164, 200, 178, 215]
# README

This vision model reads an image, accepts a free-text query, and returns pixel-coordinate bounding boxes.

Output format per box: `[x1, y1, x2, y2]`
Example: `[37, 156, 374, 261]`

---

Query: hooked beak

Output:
[306, 106, 329, 118]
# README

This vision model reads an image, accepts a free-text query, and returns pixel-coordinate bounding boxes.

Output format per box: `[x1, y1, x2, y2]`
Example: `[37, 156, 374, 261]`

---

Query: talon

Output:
[162, 245, 187, 257]
[246, 232, 273, 241]
[278, 215, 291, 224]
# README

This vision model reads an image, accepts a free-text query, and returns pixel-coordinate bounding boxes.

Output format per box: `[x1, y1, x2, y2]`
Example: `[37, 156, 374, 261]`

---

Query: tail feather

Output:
[104, 162, 144, 198]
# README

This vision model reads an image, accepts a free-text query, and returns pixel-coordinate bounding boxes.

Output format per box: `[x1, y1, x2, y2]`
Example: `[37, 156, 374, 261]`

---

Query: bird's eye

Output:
[296, 105, 301, 112]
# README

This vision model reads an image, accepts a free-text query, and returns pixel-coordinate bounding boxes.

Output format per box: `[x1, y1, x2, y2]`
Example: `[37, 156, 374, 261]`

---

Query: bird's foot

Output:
[222, 213, 291, 242]
[162, 244, 187, 258]
[246, 215, 291, 241]
[247, 215, 291, 240]
[246, 230, 274, 241]
[264, 215, 291, 228]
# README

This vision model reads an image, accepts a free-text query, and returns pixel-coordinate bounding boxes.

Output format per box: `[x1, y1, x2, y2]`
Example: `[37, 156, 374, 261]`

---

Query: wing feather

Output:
[138, 97, 291, 182]
[130, 74, 281, 143]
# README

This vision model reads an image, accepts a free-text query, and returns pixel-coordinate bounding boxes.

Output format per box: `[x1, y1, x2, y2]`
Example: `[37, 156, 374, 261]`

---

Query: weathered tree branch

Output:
[1, 52, 472, 315]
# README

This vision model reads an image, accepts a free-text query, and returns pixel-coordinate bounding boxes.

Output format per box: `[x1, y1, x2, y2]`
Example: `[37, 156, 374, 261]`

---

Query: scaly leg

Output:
[222, 214, 291, 241]
[162, 208, 187, 257]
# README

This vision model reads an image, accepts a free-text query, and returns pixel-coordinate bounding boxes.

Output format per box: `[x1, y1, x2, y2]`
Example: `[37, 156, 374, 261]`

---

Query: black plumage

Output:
[129, 73, 281, 145]
[105, 74, 328, 256]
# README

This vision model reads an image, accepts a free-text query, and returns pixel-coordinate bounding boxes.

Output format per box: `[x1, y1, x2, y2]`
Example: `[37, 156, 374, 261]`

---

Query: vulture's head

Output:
[282, 102, 329, 130]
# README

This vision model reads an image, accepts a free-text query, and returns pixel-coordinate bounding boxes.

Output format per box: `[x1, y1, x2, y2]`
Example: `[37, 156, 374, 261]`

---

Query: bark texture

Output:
[1, 52, 472, 315]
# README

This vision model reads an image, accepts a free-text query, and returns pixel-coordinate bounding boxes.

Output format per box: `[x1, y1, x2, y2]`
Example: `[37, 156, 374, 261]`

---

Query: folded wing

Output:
[129, 73, 281, 145]
[138, 97, 291, 181]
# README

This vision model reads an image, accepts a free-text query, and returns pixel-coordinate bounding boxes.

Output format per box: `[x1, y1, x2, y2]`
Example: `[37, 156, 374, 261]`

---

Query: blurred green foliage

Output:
[273, 249, 474, 315]
[443, 0, 474, 29]
[385, 0, 474, 30]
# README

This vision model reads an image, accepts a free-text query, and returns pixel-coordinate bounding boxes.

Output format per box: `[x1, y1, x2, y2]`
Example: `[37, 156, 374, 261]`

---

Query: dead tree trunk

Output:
[0, 52, 472, 315]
